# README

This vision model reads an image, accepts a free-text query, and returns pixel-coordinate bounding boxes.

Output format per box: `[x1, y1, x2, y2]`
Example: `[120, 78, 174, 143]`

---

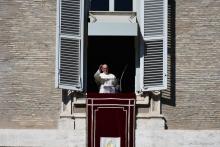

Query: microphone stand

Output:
[119, 64, 128, 92]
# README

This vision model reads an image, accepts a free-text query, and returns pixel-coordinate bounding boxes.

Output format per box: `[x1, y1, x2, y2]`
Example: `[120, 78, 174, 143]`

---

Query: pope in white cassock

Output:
[94, 64, 117, 93]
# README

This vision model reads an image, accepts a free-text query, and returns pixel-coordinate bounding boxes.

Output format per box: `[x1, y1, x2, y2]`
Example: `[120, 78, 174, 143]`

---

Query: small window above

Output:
[90, 0, 133, 11]
[90, 0, 109, 11]
[115, 0, 132, 11]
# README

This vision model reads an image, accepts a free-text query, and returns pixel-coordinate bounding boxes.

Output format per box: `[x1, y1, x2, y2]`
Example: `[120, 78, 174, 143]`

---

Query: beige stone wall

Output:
[0, 0, 61, 128]
[162, 0, 220, 129]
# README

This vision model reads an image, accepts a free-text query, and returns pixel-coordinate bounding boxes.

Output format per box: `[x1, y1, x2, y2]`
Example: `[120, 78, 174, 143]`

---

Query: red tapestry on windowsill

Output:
[87, 93, 135, 147]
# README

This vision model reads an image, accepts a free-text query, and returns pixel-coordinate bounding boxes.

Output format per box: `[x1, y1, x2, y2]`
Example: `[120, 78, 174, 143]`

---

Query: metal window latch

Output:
[89, 12, 97, 23]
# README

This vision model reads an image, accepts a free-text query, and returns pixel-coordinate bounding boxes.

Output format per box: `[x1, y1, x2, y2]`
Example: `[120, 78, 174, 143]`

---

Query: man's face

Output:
[101, 64, 108, 74]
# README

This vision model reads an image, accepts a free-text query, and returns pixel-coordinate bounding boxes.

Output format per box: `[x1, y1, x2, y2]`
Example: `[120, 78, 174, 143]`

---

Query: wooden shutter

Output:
[140, 0, 167, 91]
[56, 0, 85, 90]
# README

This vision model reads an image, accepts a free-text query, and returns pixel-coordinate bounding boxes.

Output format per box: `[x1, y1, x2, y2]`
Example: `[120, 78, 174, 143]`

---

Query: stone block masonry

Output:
[0, 0, 61, 128]
[162, 0, 220, 129]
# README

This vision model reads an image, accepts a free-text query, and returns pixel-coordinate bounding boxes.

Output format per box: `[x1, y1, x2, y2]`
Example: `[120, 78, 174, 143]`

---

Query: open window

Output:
[87, 36, 135, 93]
[55, 0, 168, 93]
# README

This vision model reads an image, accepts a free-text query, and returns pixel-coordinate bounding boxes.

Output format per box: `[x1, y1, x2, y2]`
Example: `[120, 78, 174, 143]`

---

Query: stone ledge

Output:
[0, 129, 220, 147]
[0, 129, 86, 147]
[136, 113, 164, 119]
[61, 112, 164, 119]
[72, 96, 150, 106]
[73, 98, 87, 105]
[60, 113, 86, 119]
[136, 117, 166, 130]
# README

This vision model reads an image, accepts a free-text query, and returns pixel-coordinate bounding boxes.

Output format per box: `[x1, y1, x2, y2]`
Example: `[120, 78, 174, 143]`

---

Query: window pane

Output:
[115, 0, 132, 11]
[90, 0, 109, 11]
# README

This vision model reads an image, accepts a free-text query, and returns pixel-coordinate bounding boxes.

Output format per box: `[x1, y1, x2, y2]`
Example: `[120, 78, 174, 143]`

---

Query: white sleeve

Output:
[94, 69, 101, 84]
[112, 74, 117, 86]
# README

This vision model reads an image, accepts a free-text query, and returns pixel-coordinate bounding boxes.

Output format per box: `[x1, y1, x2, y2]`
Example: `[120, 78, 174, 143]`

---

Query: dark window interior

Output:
[90, 0, 109, 11]
[115, 0, 132, 11]
[87, 36, 135, 93]
[90, 0, 132, 11]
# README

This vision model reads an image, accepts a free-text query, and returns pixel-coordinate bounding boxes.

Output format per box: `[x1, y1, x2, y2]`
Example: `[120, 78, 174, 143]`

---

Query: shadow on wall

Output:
[62, 90, 71, 105]
[161, 0, 176, 107]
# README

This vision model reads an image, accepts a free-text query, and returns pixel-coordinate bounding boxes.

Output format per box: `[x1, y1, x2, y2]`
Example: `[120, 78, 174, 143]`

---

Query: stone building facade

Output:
[0, 0, 220, 139]
[162, 0, 220, 129]
[0, 0, 61, 128]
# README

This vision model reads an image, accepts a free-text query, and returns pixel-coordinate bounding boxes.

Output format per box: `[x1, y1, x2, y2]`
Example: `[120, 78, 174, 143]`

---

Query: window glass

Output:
[115, 0, 132, 11]
[90, 0, 109, 11]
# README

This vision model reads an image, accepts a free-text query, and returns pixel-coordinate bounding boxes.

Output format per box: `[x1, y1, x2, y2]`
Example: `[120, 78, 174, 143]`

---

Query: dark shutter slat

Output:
[61, 0, 80, 36]
[144, 0, 164, 37]
[60, 37, 80, 87]
[56, 0, 83, 90]
[143, 40, 164, 88]
[142, 0, 167, 91]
